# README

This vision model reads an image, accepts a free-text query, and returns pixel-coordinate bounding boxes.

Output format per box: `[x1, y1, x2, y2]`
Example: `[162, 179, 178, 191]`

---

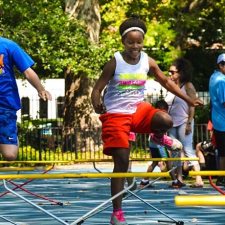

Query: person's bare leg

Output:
[111, 148, 130, 210]
[0, 144, 18, 161]
[150, 111, 173, 138]
[193, 163, 204, 186]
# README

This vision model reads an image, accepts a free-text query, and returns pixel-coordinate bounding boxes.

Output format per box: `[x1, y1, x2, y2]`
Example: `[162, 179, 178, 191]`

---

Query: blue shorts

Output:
[150, 146, 169, 158]
[0, 110, 18, 145]
[214, 129, 225, 157]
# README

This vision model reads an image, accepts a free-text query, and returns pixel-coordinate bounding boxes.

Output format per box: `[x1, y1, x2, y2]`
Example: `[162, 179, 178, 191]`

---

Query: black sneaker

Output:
[139, 180, 154, 188]
[171, 180, 186, 188]
[216, 177, 225, 186]
[140, 180, 149, 187]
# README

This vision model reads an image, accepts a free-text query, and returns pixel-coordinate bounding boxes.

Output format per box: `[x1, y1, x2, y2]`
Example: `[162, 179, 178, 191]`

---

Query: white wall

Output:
[16, 79, 65, 122]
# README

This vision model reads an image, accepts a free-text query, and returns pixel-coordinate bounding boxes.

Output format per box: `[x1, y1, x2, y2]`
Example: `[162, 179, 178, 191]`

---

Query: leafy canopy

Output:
[0, 0, 102, 78]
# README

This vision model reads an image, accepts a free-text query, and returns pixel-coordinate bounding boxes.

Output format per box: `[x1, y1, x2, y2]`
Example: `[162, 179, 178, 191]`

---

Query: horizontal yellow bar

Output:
[0, 157, 199, 164]
[0, 167, 35, 171]
[0, 172, 170, 180]
[141, 157, 199, 161]
[189, 171, 225, 176]
[0, 161, 72, 164]
[175, 195, 225, 206]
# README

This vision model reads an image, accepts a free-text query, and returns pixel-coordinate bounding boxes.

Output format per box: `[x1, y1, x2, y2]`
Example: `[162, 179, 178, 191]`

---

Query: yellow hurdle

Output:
[0, 160, 72, 164]
[0, 167, 35, 171]
[175, 195, 225, 206]
[0, 157, 199, 165]
[189, 171, 225, 176]
[0, 172, 170, 180]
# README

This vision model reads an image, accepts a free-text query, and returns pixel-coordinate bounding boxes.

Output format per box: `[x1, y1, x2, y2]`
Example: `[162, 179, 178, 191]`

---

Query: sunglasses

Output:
[219, 61, 225, 66]
[168, 70, 178, 75]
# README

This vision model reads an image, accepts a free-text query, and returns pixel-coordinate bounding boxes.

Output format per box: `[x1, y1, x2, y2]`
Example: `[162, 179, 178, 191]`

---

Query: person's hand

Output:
[38, 90, 52, 101]
[93, 102, 106, 114]
[190, 98, 204, 107]
[185, 124, 192, 135]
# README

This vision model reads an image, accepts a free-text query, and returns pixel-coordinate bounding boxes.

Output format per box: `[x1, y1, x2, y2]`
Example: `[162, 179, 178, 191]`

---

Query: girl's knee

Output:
[151, 111, 173, 132]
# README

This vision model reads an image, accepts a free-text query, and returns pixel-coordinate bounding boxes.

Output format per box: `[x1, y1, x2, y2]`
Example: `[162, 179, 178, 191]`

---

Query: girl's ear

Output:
[121, 37, 125, 45]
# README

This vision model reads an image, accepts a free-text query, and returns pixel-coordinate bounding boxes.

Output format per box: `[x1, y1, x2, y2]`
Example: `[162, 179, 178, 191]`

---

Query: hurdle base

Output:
[158, 220, 184, 225]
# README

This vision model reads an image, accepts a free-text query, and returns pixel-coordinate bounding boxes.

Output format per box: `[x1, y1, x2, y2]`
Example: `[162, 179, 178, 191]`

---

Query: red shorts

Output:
[99, 102, 159, 155]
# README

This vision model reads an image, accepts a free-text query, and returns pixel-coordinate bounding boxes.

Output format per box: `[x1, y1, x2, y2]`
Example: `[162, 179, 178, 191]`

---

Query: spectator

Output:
[209, 53, 225, 187]
[195, 120, 217, 171]
[165, 57, 204, 188]
[140, 100, 177, 188]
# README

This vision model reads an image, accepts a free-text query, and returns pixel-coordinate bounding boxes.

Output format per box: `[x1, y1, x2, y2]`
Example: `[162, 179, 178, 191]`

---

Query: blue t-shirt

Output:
[0, 37, 34, 111]
[209, 70, 225, 132]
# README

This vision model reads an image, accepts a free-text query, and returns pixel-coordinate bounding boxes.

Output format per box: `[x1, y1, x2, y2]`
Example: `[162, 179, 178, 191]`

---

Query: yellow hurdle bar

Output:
[141, 157, 199, 161]
[0, 167, 35, 171]
[175, 195, 225, 206]
[0, 160, 72, 164]
[0, 172, 170, 180]
[0, 157, 199, 164]
[189, 171, 225, 176]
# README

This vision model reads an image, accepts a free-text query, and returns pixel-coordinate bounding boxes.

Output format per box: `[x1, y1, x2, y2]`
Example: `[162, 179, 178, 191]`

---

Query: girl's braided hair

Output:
[119, 15, 147, 36]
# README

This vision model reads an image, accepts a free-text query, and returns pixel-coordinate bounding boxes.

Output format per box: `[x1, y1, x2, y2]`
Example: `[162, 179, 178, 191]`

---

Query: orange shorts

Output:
[99, 102, 160, 155]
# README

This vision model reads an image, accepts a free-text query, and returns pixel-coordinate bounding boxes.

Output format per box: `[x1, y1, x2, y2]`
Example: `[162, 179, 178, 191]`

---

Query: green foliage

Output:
[13, 145, 149, 163]
[1, 0, 225, 82]
[99, 0, 182, 71]
[195, 103, 211, 124]
[0, 0, 102, 79]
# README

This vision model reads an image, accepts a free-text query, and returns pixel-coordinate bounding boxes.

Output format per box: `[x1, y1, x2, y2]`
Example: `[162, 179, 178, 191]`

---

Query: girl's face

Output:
[168, 65, 180, 83]
[122, 31, 144, 60]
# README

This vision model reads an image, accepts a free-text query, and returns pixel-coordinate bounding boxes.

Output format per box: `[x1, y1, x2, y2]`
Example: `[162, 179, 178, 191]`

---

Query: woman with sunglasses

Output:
[165, 57, 204, 188]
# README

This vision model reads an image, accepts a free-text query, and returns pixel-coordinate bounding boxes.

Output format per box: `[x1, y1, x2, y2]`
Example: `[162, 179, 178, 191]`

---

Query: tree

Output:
[1, 0, 225, 133]
[62, 1, 101, 149]
[65, 0, 101, 43]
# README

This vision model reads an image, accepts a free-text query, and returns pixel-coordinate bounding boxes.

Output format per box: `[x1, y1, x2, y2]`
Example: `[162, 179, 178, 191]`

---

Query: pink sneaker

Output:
[150, 134, 182, 151]
[110, 210, 127, 225]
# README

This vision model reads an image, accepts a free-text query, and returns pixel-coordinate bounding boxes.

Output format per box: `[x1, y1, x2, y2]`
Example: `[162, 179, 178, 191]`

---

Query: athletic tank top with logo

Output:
[104, 51, 149, 114]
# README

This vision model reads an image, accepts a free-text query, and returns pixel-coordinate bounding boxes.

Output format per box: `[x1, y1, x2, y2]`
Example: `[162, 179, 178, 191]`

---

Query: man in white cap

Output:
[209, 53, 225, 186]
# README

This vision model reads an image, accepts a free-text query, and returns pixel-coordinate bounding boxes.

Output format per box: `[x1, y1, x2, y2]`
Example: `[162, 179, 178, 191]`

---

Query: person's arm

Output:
[24, 68, 52, 101]
[91, 58, 116, 114]
[185, 82, 196, 134]
[148, 57, 203, 107]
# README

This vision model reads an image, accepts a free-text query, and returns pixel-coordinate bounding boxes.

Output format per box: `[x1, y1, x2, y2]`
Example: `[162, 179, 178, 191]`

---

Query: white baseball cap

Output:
[217, 53, 225, 64]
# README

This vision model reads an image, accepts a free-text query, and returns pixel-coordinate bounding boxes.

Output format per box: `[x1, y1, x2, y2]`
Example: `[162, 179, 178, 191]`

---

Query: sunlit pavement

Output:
[0, 163, 224, 225]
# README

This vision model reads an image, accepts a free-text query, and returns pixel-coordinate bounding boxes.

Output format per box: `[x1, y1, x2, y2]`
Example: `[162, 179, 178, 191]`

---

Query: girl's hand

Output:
[93, 103, 106, 114]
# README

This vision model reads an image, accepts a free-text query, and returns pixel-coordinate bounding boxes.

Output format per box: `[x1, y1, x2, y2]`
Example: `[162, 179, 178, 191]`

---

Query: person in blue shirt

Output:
[209, 53, 225, 186]
[0, 37, 52, 161]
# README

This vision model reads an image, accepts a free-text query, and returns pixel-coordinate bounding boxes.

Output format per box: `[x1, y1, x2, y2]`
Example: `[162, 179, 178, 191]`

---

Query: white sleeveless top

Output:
[165, 85, 189, 127]
[104, 51, 149, 113]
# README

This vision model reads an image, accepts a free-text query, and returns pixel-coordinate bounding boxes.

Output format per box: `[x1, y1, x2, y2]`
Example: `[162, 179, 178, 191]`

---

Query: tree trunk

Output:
[62, 0, 101, 152]
[65, 0, 101, 43]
